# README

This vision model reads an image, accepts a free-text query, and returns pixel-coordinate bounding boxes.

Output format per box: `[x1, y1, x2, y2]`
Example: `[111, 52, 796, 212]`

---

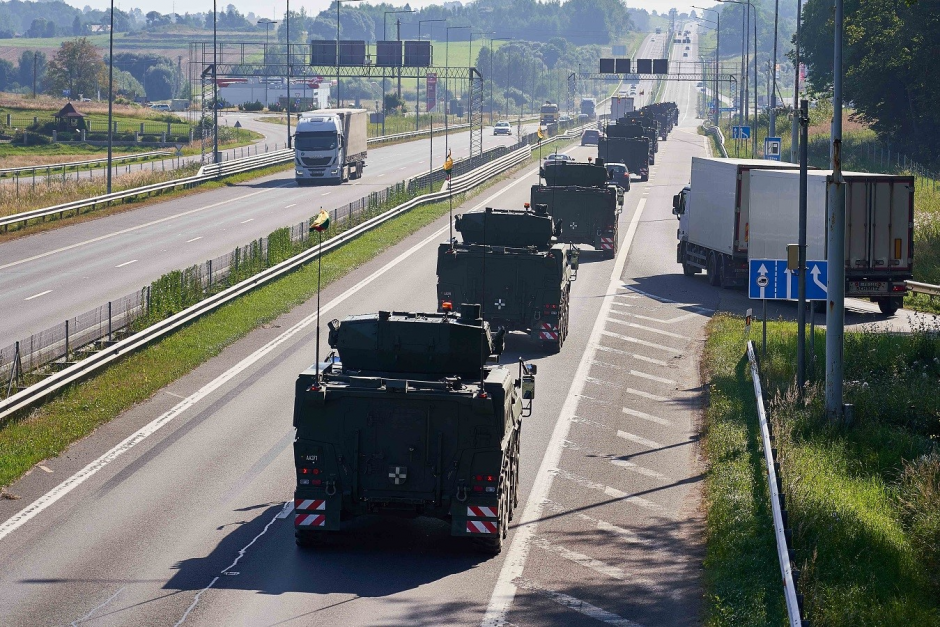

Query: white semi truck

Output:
[610, 96, 635, 120]
[673, 157, 915, 315]
[294, 108, 368, 185]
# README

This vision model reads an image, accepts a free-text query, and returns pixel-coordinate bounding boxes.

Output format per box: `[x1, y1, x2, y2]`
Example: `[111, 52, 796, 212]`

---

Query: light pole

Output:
[717, 0, 750, 134]
[445, 26, 470, 154]
[286, 0, 291, 148]
[384, 9, 414, 108]
[790, 0, 802, 162]
[770, 0, 780, 138]
[384, 9, 414, 40]
[106, 0, 114, 193]
[259, 18, 278, 109]
[694, 7, 719, 126]
[416, 19, 445, 132]
[213, 0, 220, 163]
[336, 0, 364, 108]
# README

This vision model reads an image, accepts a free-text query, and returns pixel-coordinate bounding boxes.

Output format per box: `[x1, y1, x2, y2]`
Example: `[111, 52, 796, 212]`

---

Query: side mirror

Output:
[567, 247, 580, 271]
[672, 193, 681, 215]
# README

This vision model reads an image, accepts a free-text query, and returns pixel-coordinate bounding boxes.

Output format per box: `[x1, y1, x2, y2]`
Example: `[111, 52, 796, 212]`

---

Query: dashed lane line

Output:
[552, 468, 667, 515]
[608, 318, 690, 340]
[512, 578, 646, 627]
[601, 330, 682, 354]
[564, 440, 672, 482]
[595, 344, 668, 367]
[532, 537, 628, 581]
[626, 387, 669, 402]
[23, 290, 52, 301]
[629, 369, 678, 386]
[617, 431, 663, 450]
[622, 407, 672, 427]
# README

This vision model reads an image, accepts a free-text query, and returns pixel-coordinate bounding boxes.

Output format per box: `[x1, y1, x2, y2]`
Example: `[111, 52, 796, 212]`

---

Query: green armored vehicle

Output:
[292, 306, 536, 554]
[532, 161, 622, 257]
[437, 205, 578, 352]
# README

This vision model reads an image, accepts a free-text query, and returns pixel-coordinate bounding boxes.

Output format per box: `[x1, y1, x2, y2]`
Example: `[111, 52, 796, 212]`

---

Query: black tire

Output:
[718, 255, 731, 289]
[682, 260, 698, 276]
[641, 174, 649, 182]
[295, 530, 326, 549]
[707, 253, 720, 286]
[877, 298, 901, 316]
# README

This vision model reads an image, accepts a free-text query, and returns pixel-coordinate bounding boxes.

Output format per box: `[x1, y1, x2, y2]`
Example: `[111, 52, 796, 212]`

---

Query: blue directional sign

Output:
[764, 136, 782, 161]
[720, 106, 735, 112]
[749, 259, 828, 301]
[732, 126, 751, 139]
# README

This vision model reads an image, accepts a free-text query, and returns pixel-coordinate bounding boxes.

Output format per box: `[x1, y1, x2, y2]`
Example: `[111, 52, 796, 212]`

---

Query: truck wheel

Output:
[682, 260, 698, 277]
[876, 297, 901, 316]
[718, 256, 731, 289]
[707, 253, 721, 286]
[641, 174, 649, 182]
[295, 529, 326, 549]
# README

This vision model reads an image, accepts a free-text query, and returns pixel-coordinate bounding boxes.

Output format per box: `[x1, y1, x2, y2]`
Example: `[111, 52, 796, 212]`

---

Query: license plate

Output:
[848, 281, 886, 293]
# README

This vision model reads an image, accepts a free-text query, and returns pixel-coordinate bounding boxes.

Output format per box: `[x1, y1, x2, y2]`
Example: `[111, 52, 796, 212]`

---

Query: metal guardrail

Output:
[746, 340, 804, 627]
[906, 280, 940, 297]
[0, 150, 173, 178]
[0, 128, 580, 420]
[703, 122, 728, 157]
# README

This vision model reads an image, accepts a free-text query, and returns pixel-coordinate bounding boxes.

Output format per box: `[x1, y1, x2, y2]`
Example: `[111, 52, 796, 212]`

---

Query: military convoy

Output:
[292, 100, 680, 554]
[293, 306, 536, 554]
[436, 205, 579, 353]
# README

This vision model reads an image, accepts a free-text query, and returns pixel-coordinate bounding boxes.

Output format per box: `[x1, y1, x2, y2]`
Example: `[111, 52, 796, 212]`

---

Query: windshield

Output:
[608, 166, 626, 175]
[295, 131, 337, 152]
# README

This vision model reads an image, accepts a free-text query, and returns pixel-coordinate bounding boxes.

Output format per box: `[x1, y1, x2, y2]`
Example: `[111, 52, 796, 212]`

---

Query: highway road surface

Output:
[0, 29, 922, 627]
[0, 119, 538, 346]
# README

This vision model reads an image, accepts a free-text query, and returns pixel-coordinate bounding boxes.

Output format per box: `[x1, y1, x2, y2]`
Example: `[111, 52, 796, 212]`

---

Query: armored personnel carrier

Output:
[608, 118, 659, 163]
[292, 306, 536, 554]
[531, 161, 622, 256]
[598, 135, 650, 182]
[437, 205, 578, 352]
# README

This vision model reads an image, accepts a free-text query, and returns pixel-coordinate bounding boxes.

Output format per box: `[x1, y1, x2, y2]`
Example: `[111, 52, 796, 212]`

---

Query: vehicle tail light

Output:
[442, 301, 453, 311]
[891, 284, 907, 292]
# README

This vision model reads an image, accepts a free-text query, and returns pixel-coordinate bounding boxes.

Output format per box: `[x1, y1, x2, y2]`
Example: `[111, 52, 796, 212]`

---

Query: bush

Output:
[898, 452, 940, 597]
[239, 100, 264, 112]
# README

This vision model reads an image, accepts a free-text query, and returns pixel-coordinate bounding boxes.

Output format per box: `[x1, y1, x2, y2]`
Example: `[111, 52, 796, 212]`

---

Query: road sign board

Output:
[720, 106, 735, 112]
[731, 126, 751, 139]
[749, 259, 828, 301]
[764, 136, 782, 161]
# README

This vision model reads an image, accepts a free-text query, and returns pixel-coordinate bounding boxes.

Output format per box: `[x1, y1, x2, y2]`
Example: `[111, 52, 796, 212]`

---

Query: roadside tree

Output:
[47, 38, 106, 99]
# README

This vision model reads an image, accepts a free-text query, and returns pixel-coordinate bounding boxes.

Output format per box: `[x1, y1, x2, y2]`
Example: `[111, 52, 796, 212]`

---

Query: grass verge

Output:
[0, 139, 561, 490]
[703, 313, 940, 626]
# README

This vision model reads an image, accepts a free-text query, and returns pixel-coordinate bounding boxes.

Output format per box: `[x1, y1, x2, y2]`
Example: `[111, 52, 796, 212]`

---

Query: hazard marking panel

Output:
[295, 499, 326, 511]
[467, 505, 498, 519]
[295, 514, 326, 527]
[538, 322, 559, 341]
[600, 237, 614, 250]
[466, 520, 498, 534]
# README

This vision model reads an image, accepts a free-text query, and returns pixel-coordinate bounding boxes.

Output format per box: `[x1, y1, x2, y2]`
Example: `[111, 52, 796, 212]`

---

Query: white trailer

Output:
[610, 96, 635, 120]
[672, 157, 800, 286]
[748, 169, 914, 315]
[294, 108, 368, 185]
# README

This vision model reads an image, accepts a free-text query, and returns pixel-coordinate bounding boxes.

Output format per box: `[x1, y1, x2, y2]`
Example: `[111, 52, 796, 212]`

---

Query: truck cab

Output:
[294, 109, 367, 185]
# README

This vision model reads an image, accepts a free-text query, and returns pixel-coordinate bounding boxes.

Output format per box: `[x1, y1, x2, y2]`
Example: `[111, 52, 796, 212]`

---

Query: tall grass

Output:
[703, 314, 940, 626]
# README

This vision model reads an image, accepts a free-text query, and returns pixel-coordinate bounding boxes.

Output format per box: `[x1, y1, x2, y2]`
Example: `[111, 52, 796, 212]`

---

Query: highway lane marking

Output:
[617, 431, 663, 450]
[623, 407, 673, 427]
[532, 537, 628, 581]
[186, 237, 203, 243]
[240, 218, 254, 224]
[24, 290, 52, 301]
[320, 192, 331, 196]
[38, 465, 53, 473]
[483, 197, 647, 627]
[115, 259, 138, 268]
[543, 499, 644, 545]
[629, 370, 677, 386]
[626, 387, 669, 402]
[608, 318, 690, 340]
[553, 468, 666, 514]
[276, 500, 294, 519]
[70, 586, 127, 627]
[601, 330, 682, 354]
[0, 183, 293, 272]
[595, 344, 667, 367]
[564, 440, 671, 482]
[285, 203, 296, 208]
[0, 142, 570, 546]
[614, 311, 701, 325]
[512, 578, 646, 627]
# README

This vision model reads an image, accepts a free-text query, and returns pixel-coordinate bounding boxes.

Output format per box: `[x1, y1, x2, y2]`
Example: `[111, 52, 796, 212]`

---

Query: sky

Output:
[72, 0, 706, 25]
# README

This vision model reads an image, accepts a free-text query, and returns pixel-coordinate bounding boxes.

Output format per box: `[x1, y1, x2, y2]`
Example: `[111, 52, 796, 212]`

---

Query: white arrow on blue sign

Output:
[749, 259, 828, 301]
[732, 126, 751, 139]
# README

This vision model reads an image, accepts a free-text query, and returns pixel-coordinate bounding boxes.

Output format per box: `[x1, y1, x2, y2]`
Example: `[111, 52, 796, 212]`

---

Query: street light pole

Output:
[336, 0, 365, 109]
[213, 0, 219, 163]
[790, 0, 802, 163]
[718, 0, 750, 132]
[695, 7, 720, 126]
[106, 0, 114, 193]
[416, 19, 445, 132]
[770, 0, 780, 137]
[384, 9, 414, 106]
[259, 19, 278, 109]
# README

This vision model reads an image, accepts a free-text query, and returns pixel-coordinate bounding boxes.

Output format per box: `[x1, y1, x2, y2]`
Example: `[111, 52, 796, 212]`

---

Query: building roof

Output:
[55, 102, 84, 118]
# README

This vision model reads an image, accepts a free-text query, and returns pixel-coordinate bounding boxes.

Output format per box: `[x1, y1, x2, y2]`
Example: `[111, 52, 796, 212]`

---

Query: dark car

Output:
[605, 162, 631, 191]
[581, 129, 601, 146]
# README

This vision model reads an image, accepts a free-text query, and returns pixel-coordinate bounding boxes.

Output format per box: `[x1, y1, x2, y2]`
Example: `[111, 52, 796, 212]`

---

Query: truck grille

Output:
[301, 156, 332, 166]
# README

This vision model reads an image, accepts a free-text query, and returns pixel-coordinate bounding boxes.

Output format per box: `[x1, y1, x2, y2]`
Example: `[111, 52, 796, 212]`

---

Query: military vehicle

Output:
[532, 161, 622, 257]
[437, 205, 579, 352]
[598, 135, 650, 181]
[292, 306, 536, 554]
[607, 119, 658, 164]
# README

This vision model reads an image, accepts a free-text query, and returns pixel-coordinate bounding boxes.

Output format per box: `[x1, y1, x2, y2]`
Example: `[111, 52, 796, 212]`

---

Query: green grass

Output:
[0, 137, 569, 489]
[703, 314, 940, 626]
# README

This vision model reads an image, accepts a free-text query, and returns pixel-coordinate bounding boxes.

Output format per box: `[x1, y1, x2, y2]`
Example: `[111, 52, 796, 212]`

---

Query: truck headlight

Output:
[296, 169, 303, 175]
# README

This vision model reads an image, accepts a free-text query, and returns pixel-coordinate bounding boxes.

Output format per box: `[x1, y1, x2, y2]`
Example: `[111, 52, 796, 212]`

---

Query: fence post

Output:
[64, 319, 69, 362]
[108, 301, 112, 342]
[208, 259, 213, 288]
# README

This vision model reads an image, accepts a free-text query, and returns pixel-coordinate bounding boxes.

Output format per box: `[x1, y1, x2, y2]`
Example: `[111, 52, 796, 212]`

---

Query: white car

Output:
[544, 153, 574, 164]
[493, 121, 512, 136]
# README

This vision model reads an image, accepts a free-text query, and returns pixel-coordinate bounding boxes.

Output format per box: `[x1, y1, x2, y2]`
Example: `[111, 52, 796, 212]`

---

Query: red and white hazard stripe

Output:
[466, 520, 498, 534]
[538, 322, 558, 341]
[600, 237, 614, 250]
[294, 499, 326, 511]
[295, 513, 326, 527]
[467, 505, 498, 519]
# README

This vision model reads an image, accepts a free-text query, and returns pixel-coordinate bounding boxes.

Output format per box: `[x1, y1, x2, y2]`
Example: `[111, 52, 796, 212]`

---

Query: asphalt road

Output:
[0, 119, 537, 347]
[0, 29, 923, 627]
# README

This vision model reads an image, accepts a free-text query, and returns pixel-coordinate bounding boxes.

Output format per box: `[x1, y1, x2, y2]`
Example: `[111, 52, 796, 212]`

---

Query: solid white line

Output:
[186, 237, 203, 243]
[71, 586, 127, 627]
[320, 192, 331, 196]
[24, 290, 52, 301]
[285, 203, 296, 208]
[275, 500, 294, 519]
[601, 330, 682, 354]
[115, 259, 138, 268]
[630, 370, 677, 386]
[608, 318, 690, 340]
[617, 430, 663, 450]
[240, 218, 254, 224]
[482, 198, 647, 627]
[626, 387, 669, 402]
[623, 407, 672, 427]
[0, 139, 569, 546]
[0, 183, 293, 272]
[512, 578, 646, 627]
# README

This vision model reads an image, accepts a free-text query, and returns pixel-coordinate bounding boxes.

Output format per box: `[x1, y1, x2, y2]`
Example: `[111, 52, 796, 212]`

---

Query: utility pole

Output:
[826, 0, 846, 419]
[286, 0, 291, 149]
[769, 0, 779, 137]
[212, 0, 220, 163]
[32, 52, 38, 98]
[107, 0, 114, 193]
[790, 0, 802, 163]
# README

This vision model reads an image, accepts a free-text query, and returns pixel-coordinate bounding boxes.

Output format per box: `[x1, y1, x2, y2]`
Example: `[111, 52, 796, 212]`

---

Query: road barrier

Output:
[0, 150, 173, 179]
[906, 280, 940, 298]
[703, 121, 728, 157]
[0, 127, 582, 419]
[746, 341, 805, 627]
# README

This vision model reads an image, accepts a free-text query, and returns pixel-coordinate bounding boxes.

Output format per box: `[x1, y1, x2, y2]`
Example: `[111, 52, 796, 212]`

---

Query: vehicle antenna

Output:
[311, 207, 331, 387]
